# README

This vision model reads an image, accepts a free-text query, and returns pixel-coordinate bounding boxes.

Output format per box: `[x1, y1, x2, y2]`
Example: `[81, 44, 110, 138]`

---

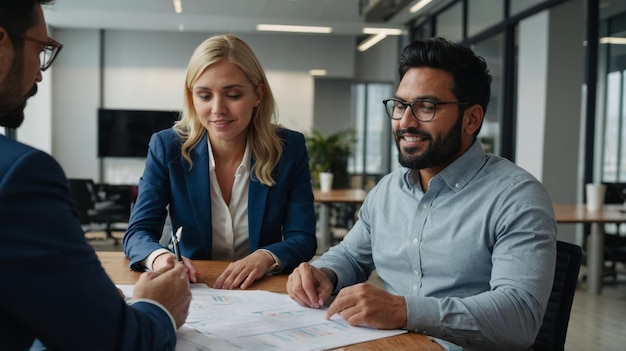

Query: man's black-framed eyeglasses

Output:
[23, 35, 63, 71]
[383, 98, 470, 122]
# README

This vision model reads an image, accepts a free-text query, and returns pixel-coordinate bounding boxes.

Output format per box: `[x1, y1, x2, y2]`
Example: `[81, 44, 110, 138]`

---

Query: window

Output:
[510, 0, 546, 16]
[600, 12, 626, 182]
[467, 0, 503, 37]
[471, 33, 506, 155]
[350, 82, 393, 189]
[436, 2, 463, 43]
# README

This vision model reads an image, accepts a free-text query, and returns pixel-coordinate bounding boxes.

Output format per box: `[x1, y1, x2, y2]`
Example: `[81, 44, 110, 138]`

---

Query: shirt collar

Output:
[402, 139, 487, 192]
[437, 139, 487, 192]
[207, 139, 251, 173]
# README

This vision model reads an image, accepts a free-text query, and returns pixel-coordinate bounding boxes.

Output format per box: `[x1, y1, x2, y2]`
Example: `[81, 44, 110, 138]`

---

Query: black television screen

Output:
[98, 109, 180, 158]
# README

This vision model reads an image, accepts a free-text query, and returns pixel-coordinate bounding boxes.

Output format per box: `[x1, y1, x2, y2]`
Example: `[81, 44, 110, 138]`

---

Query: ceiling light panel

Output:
[363, 27, 404, 35]
[410, 0, 432, 14]
[256, 24, 333, 34]
[600, 36, 626, 44]
[173, 0, 183, 14]
[357, 33, 387, 52]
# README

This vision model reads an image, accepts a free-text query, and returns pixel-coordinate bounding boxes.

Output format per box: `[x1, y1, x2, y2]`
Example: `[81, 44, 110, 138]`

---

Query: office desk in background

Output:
[97, 251, 442, 351]
[553, 203, 626, 294]
[313, 189, 368, 254]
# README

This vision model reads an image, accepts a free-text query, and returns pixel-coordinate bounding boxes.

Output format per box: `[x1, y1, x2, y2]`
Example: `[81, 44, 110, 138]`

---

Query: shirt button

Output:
[413, 285, 418, 290]
[422, 204, 428, 209]
[414, 270, 420, 275]
[455, 183, 460, 188]
[413, 238, 419, 244]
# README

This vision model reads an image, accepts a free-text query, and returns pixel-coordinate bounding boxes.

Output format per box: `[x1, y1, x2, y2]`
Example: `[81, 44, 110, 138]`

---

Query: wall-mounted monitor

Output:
[98, 109, 180, 158]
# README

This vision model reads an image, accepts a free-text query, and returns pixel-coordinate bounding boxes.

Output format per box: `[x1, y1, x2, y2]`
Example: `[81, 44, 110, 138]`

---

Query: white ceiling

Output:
[43, 0, 421, 36]
[46, 0, 624, 38]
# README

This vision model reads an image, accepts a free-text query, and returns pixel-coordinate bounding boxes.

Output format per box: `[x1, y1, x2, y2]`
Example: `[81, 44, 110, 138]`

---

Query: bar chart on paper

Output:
[118, 284, 405, 351]
[200, 297, 404, 351]
[232, 320, 353, 349]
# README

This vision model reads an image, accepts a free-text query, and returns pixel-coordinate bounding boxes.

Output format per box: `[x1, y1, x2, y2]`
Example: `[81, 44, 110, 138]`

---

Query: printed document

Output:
[118, 284, 406, 351]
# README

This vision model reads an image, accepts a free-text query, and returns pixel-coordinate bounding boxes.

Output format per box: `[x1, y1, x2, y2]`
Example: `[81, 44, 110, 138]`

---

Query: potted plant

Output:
[305, 128, 356, 190]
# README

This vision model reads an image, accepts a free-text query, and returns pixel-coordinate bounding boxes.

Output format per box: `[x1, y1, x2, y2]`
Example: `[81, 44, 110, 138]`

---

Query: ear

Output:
[0, 27, 8, 46]
[463, 104, 484, 136]
[0, 27, 11, 77]
[254, 82, 265, 107]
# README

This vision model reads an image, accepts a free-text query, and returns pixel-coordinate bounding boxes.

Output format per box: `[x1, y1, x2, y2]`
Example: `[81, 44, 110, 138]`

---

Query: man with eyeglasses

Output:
[287, 37, 557, 350]
[0, 1, 192, 349]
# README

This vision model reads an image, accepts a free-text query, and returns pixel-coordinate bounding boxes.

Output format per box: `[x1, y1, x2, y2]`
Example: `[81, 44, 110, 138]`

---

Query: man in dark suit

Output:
[0, 1, 192, 349]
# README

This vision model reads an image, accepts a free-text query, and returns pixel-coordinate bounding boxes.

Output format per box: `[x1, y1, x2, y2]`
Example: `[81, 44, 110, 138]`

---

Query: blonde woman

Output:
[124, 34, 316, 289]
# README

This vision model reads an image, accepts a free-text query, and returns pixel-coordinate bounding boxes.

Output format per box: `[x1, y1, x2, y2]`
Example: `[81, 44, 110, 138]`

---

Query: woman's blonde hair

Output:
[173, 34, 283, 186]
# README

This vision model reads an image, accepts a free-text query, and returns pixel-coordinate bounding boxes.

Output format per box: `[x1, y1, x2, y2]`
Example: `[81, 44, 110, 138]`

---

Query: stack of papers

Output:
[118, 284, 406, 351]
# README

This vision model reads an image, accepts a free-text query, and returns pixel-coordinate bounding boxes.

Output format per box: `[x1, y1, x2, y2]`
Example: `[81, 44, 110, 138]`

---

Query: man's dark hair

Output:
[399, 37, 492, 131]
[0, 0, 53, 47]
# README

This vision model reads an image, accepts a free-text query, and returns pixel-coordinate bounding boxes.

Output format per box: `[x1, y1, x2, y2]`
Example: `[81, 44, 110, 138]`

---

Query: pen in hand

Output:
[171, 227, 183, 262]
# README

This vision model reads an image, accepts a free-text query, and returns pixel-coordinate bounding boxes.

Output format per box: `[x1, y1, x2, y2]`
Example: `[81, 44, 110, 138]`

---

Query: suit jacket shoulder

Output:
[0, 136, 177, 350]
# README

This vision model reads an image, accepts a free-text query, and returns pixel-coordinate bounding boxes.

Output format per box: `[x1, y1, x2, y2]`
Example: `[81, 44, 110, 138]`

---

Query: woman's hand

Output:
[213, 251, 276, 289]
[153, 252, 200, 283]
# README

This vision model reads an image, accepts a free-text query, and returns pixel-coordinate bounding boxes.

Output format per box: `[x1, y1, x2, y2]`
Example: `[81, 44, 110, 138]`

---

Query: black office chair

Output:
[67, 179, 130, 245]
[531, 240, 583, 351]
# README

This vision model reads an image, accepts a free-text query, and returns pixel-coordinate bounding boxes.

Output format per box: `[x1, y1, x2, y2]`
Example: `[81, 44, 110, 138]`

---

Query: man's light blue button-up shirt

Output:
[313, 140, 557, 350]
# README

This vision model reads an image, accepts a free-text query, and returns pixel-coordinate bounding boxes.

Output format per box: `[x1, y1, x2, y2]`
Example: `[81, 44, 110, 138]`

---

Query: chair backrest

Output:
[602, 182, 626, 204]
[531, 240, 583, 351]
[101, 184, 133, 220]
[67, 178, 97, 225]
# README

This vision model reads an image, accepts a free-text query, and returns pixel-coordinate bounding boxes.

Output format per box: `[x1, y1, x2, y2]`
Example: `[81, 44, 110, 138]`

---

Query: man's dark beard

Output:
[395, 113, 463, 169]
[0, 97, 28, 129]
[0, 52, 34, 129]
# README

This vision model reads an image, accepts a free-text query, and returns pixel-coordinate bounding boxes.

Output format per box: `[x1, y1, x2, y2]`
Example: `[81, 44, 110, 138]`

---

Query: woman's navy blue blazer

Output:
[123, 127, 317, 272]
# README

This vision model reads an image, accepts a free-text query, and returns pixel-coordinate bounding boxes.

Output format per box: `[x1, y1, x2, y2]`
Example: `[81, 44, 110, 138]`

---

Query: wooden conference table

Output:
[98, 252, 442, 351]
[313, 189, 368, 254]
[553, 203, 626, 294]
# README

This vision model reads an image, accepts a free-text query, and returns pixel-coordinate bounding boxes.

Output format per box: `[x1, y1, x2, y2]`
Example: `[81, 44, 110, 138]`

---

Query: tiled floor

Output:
[565, 273, 626, 351]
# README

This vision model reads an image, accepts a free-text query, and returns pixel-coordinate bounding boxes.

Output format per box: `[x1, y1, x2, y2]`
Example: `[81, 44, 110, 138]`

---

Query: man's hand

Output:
[325, 283, 407, 330]
[213, 251, 275, 290]
[286, 262, 334, 309]
[153, 252, 199, 283]
[132, 262, 192, 329]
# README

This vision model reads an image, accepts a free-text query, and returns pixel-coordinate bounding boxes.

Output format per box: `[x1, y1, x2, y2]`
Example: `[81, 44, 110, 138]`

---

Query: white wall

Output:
[354, 35, 400, 83]
[531, 0, 585, 244]
[313, 78, 354, 135]
[266, 71, 314, 133]
[513, 0, 585, 244]
[542, 0, 585, 206]
[52, 29, 101, 180]
[19, 69, 52, 153]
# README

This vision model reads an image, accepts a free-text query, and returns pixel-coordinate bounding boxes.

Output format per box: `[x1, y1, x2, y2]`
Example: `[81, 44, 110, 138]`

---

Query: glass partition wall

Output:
[471, 34, 506, 155]
[599, 11, 626, 183]
[350, 82, 394, 189]
[313, 78, 393, 190]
